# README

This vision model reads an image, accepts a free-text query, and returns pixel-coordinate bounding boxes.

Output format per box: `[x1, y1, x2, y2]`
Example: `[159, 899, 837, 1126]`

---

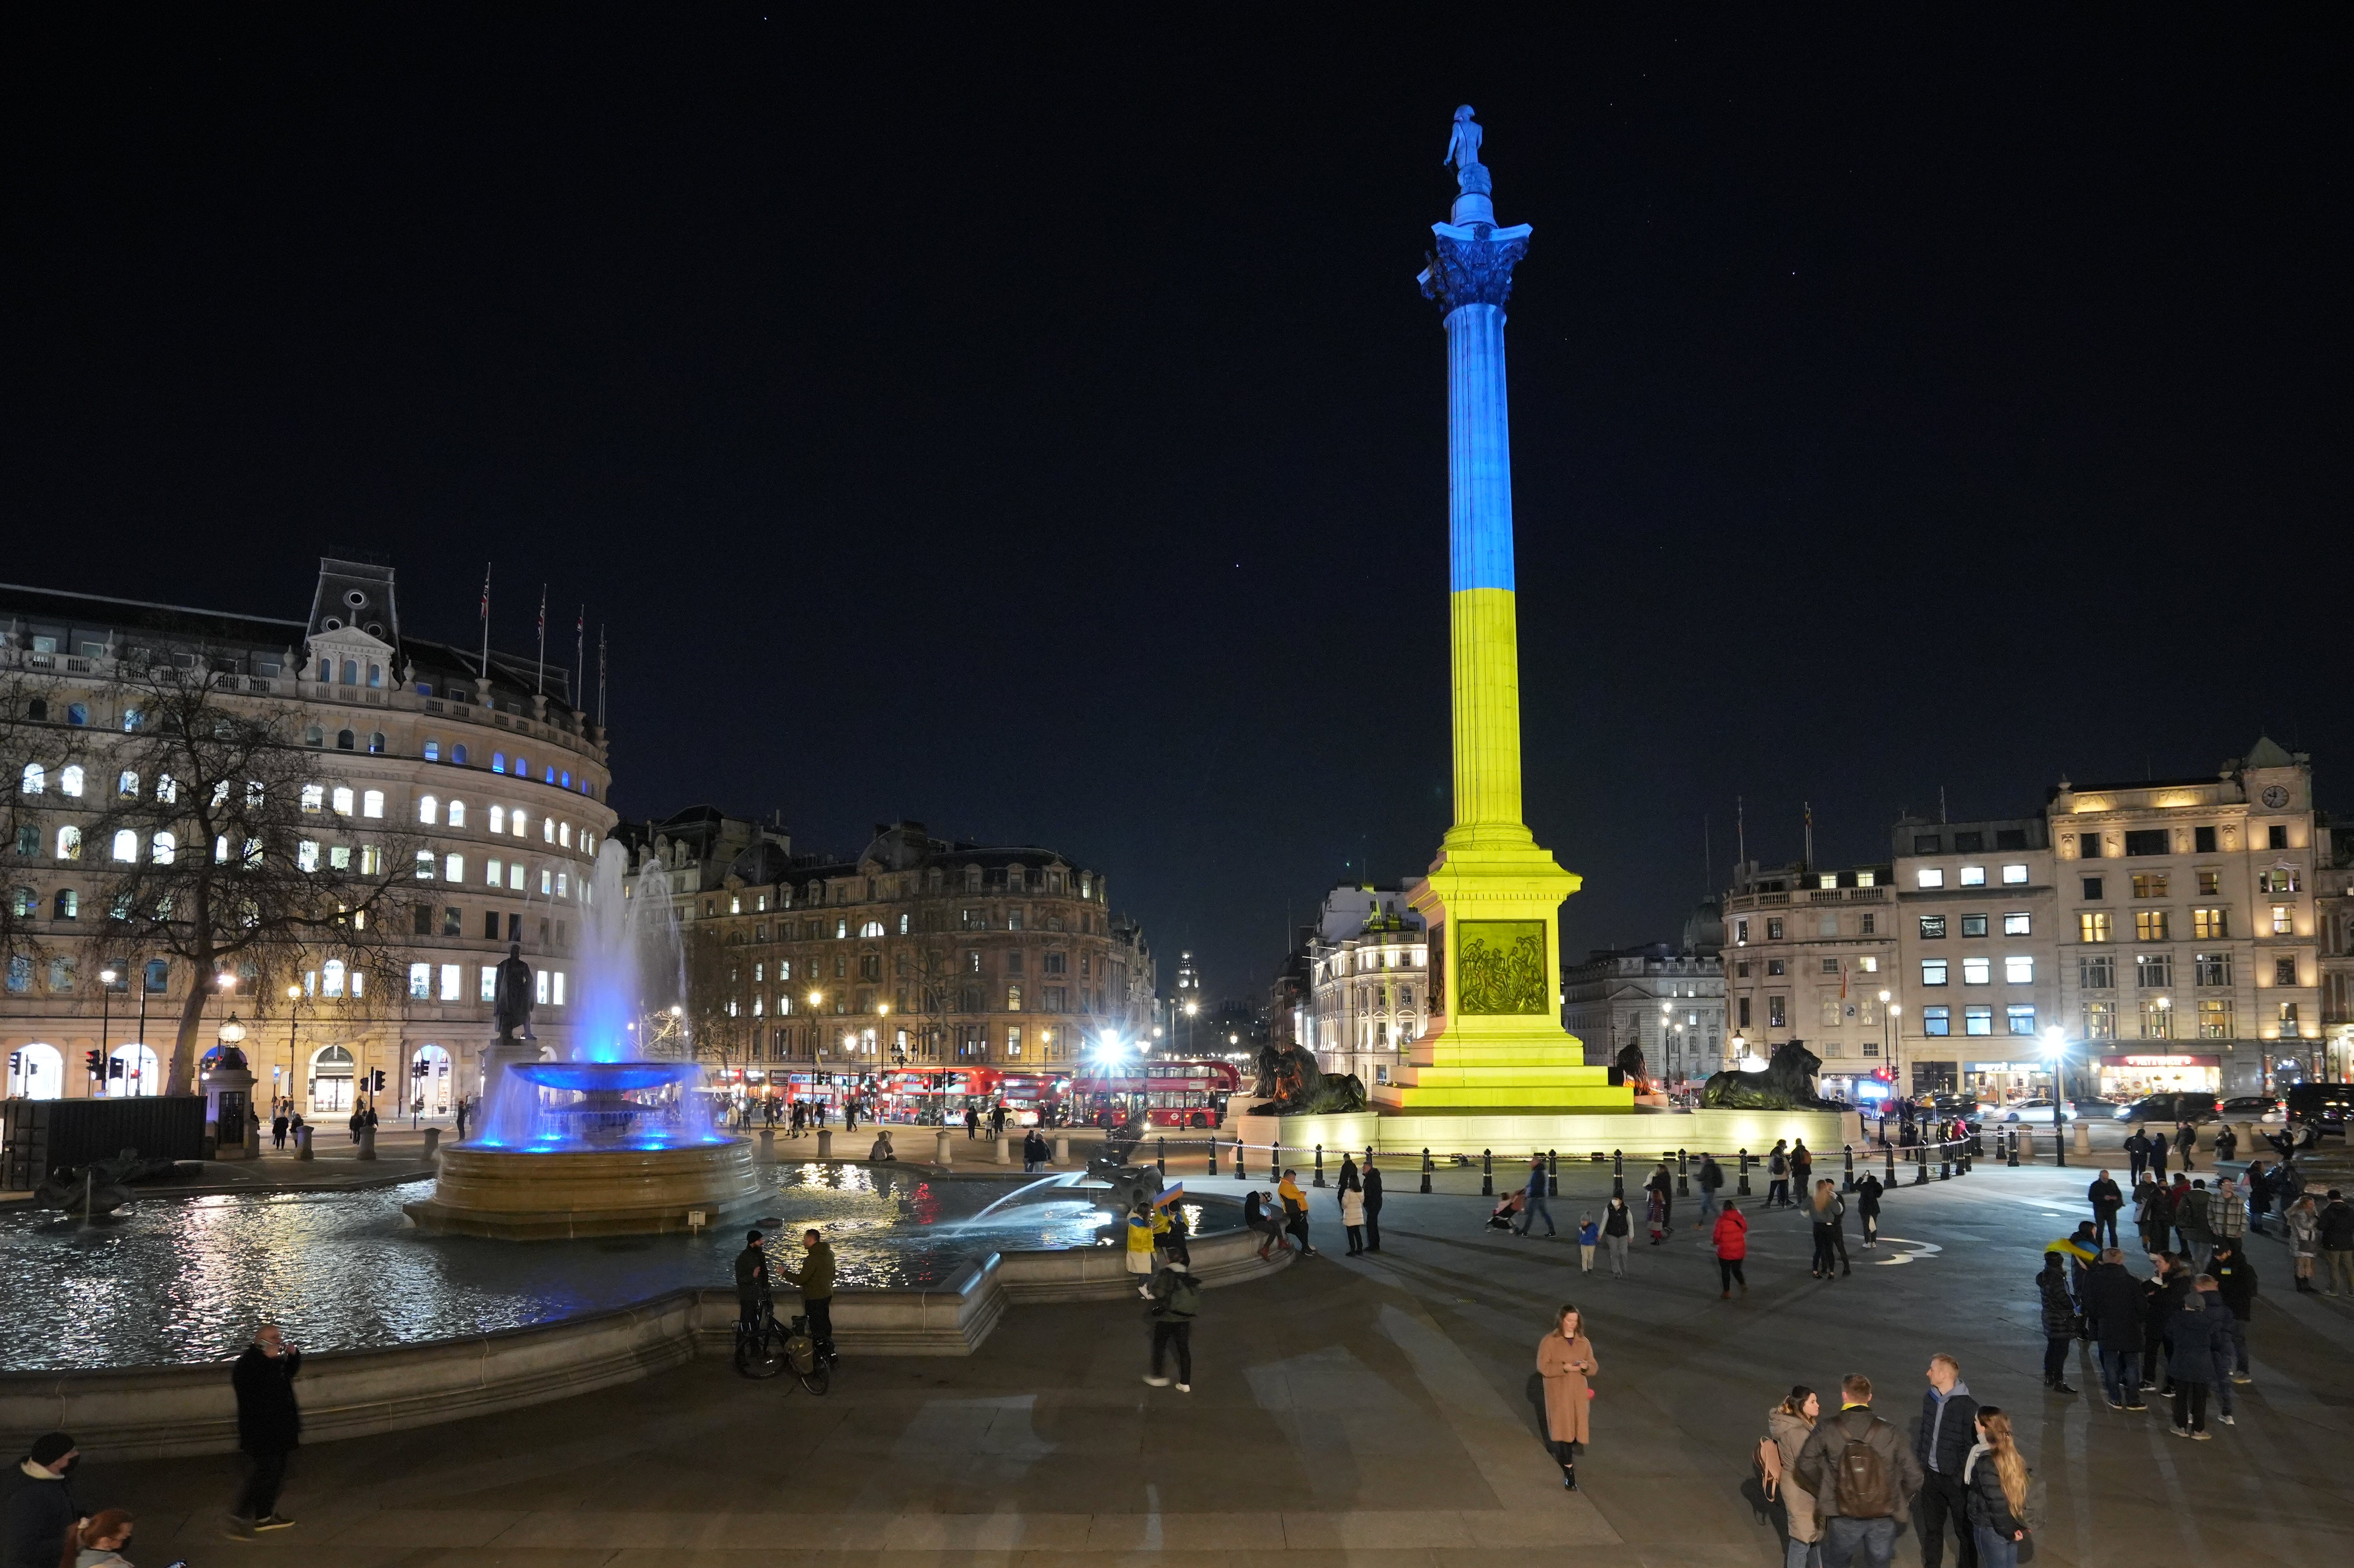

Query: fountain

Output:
[404, 846, 763, 1239]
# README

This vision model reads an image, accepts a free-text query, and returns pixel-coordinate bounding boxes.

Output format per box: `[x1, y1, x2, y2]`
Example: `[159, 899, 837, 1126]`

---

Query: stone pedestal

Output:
[2072, 1122, 2091, 1156]
[1054, 1134, 1071, 1167]
[935, 1130, 954, 1166]
[758, 1128, 776, 1162]
[478, 1037, 542, 1114]
[296, 1125, 313, 1161]
[357, 1125, 377, 1161]
[816, 1129, 833, 1158]
[422, 1128, 441, 1161]
[995, 1132, 1012, 1164]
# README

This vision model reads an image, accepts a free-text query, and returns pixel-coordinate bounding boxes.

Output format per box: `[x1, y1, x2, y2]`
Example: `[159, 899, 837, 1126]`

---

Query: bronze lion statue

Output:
[1699, 1041, 1836, 1111]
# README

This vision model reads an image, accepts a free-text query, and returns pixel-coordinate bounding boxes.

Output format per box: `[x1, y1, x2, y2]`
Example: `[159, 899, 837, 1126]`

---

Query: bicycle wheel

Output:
[735, 1324, 787, 1380]
[797, 1357, 831, 1396]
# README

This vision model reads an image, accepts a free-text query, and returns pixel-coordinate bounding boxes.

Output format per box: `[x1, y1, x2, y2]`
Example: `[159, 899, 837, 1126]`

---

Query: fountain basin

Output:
[405, 1140, 762, 1239]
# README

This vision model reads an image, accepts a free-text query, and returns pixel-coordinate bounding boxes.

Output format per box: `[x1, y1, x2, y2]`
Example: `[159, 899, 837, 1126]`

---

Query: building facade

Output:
[624, 817, 1152, 1090]
[1889, 817, 2060, 1101]
[1721, 860, 1900, 1100]
[1298, 883, 1429, 1089]
[2, 561, 615, 1116]
[1561, 943, 1725, 1090]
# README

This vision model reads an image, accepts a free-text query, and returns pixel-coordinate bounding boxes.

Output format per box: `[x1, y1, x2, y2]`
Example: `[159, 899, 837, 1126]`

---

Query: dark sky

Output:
[7, 11, 2349, 1009]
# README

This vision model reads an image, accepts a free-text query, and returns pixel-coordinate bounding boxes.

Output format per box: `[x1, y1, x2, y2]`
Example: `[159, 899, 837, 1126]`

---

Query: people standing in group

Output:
[1602, 1193, 1633, 1278]
[1535, 1304, 1598, 1491]
[1515, 1156, 1556, 1238]
[1765, 1387, 1822, 1568]
[2085, 1169, 2124, 1249]
[2285, 1193, 2321, 1292]
[1911, 1354, 1978, 1568]
[2163, 1273, 2226, 1438]
[1809, 1180, 1851, 1280]
[1140, 1257, 1200, 1393]
[1577, 1212, 1599, 1273]
[1697, 1153, 1725, 1222]
[1962, 1408, 2034, 1568]
[2319, 1189, 2354, 1295]
[1855, 1169, 1883, 1249]
[1340, 1180, 1368, 1255]
[2175, 1180, 2214, 1260]
[2081, 1248, 2147, 1409]
[1278, 1170, 1317, 1256]
[1361, 1158, 1384, 1253]
[2142, 1254, 2191, 1397]
[1, 1431, 80, 1568]
[1243, 1189, 1287, 1260]
[1021, 1128, 1047, 1172]
[228, 1324, 302, 1538]
[1792, 1373, 1923, 1568]
[1712, 1199, 1749, 1298]
[733, 1228, 771, 1332]
[1767, 1141, 1792, 1209]
[2034, 1253, 2078, 1394]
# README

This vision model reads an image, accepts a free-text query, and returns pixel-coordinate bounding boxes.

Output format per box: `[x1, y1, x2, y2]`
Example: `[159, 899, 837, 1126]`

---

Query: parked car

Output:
[2219, 1095, 2283, 1123]
[2070, 1096, 2125, 1113]
[2111, 1092, 2220, 1125]
[2284, 1082, 2354, 1136]
[2001, 1098, 2078, 1123]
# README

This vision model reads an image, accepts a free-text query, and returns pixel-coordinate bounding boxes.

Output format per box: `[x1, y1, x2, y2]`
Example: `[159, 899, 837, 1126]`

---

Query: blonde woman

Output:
[1963, 1406, 2033, 1568]
[1808, 1180, 1850, 1280]
[1536, 1303, 1598, 1491]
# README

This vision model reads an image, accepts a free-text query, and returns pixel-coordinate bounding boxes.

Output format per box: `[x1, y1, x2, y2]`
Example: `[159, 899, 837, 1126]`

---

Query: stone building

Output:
[1298, 883, 1429, 1090]
[619, 817, 1152, 1094]
[1, 561, 615, 1115]
[1560, 943, 1725, 1089]
[1720, 860, 1900, 1101]
[1887, 817, 2061, 1101]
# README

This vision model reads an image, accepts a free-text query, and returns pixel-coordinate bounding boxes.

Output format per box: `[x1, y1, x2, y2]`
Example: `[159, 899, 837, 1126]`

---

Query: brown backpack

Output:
[1832, 1412, 1900, 1519]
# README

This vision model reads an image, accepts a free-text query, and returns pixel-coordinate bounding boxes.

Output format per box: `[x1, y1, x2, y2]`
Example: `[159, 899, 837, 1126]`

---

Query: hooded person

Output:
[0, 1432, 78, 1568]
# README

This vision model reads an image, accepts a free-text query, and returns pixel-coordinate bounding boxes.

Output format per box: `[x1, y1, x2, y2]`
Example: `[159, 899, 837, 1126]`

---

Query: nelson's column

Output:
[1374, 107, 1630, 1119]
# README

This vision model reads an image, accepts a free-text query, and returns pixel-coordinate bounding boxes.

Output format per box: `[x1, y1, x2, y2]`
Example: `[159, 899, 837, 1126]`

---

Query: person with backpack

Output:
[1140, 1260, 1200, 1393]
[1962, 1407, 2034, 1568]
[1696, 1153, 1726, 1223]
[1763, 1386, 1822, 1568]
[1855, 1169, 1884, 1249]
[1535, 1303, 1598, 1491]
[1911, 1354, 1978, 1568]
[1711, 1199, 1749, 1298]
[1793, 1372, 1923, 1568]
[1767, 1141, 1792, 1209]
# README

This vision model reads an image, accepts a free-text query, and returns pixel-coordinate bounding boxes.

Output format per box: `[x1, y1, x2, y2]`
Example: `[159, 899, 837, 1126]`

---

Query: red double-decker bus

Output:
[1071, 1059, 1241, 1129]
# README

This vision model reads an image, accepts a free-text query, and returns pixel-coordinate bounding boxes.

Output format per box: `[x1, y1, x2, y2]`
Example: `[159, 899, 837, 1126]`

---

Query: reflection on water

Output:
[0, 1166, 1237, 1372]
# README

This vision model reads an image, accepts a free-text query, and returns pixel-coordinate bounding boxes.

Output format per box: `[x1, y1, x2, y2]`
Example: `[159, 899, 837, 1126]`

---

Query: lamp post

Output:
[98, 966, 119, 1095]
[284, 983, 303, 1115]
[2042, 1024, 2069, 1167]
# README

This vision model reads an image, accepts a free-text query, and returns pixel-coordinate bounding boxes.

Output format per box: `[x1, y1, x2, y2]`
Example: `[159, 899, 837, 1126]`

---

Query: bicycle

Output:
[734, 1294, 831, 1394]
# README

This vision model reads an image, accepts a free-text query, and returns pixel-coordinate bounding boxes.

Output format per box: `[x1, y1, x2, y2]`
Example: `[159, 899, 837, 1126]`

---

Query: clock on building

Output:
[2260, 785, 2290, 809]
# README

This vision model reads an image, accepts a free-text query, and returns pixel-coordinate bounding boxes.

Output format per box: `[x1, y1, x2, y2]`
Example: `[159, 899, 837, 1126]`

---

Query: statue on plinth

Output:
[1444, 104, 1483, 173]
[492, 941, 536, 1045]
[1699, 1041, 1837, 1111]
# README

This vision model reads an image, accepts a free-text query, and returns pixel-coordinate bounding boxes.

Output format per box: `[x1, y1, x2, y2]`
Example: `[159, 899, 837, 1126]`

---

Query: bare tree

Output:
[679, 923, 750, 1079]
[84, 664, 424, 1095]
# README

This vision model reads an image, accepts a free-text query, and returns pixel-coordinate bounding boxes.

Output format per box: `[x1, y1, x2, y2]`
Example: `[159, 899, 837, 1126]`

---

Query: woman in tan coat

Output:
[1536, 1302, 1598, 1490]
[1765, 1385, 1821, 1568]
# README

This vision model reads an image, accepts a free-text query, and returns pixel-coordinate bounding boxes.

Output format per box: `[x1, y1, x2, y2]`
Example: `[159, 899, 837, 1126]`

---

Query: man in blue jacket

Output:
[1912, 1354, 1979, 1568]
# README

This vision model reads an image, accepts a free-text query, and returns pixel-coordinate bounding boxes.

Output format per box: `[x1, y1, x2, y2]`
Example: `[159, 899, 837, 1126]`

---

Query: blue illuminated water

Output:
[0, 1166, 1241, 1372]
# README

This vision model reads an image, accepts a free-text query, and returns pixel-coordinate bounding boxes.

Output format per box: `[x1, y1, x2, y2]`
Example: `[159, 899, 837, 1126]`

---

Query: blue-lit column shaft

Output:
[1444, 297, 1524, 832]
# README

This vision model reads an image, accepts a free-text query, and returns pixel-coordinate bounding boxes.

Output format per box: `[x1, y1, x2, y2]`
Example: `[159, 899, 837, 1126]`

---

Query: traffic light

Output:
[85, 1049, 104, 1079]
[370, 1068, 388, 1092]
[107, 1058, 125, 1080]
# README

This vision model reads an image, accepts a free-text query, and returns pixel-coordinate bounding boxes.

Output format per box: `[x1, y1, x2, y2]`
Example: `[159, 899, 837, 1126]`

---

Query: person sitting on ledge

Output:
[868, 1131, 894, 1163]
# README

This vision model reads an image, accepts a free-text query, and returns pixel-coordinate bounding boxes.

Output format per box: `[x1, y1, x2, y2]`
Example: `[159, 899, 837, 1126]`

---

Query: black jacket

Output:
[2145, 1273, 2190, 1348]
[1915, 1385, 1979, 1477]
[2210, 1251, 2256, 1319]
[2320, 1198, 2354, 1251]
[233, 1344, 304, 1455]
[1856, 1175, 1883, 1215]
[1964, 1446, 2028, 1537]
[1602, 1202, 1631, 1237]
[2080, 1262, 2145, 1351]
[2087, 1178, 2123, 1213]
[2036, 1266, 2076, 1338]
[1362, 1167, 1384, 1211]
[0, 1462, 78, 1568]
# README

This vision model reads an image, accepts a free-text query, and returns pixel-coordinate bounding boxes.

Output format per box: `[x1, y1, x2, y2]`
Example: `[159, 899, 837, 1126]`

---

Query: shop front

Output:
[2097, 1052, 2222, 1100]
[1962, 1058, 2049, 1108]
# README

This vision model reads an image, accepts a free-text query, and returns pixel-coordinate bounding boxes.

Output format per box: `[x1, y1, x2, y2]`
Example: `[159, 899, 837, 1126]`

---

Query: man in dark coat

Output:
[0, 1431, 79, 1568]
[2081, 1247, 2147, 1409]
[2143, 1254, 2193, 1394]
[2086, 1170, 2125, 1249]
[1361, 1159, 1384, 1253]
[2209, 1240, 2257, 1386]
[1912, 1355, 1979, 1568]
[2036, 1253, 2079, 1393]
[2125, 1126, 2151, 1183]
[229, 1324, 302, 1536]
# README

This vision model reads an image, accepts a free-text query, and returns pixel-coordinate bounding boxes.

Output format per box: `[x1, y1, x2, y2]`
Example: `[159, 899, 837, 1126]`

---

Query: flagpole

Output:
[536, 586, 547, 695]
[597, 625, 607, 729]
[478, 562, 492, 680]
[575, 605, 585, 705]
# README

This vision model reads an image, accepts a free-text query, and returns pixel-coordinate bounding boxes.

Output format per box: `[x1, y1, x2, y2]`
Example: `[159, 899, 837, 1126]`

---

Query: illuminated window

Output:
[445, 853, 464, 881]
[1960, 914, 1988, 938]
[2279, 1000, 2302, 1034]
[419, 795, 439, 825]
[2191, 907, 2226, 939]
[439, 963, 463, 1001]
[2134, 910, 2168, 941]
[1923, 1005, 1951, 1037]
[408, 962, 431, 999]
[423, 740, 440, 762]
[509, 863, 523, 890]
[487, 858, 503, 886]
[492, 753, 506, 773]
[1959, 864, 1986, 887]
[2004, 956, 2034, 984]
[1917, 868, 1945, 889]
[480, 967, 497, 1002]
[1007, 984, 1023, 1011]
[447, 799, 466, 828]
[414, 851, 436, 879]
[300, 784, 324, 813]
[1964, 1006, 1992, 1036]
[19, 764, 44, 795]
[1006, 1026, 1023, 1059]
[116, 769, 139, 798]
[151, 833, 176, 864]
[2006, 1005, 2037, 1036]
[2272, 905, 2294, 936]
[859, 920, 885, 938]
[1921, 960, 1948, 987]
[111, 829, 141, 862]
[2131, 873, 2168, 899]
[1768, 995, 1787, 1028]
[2079, 912, 2112, 943]
[2001, 863, 2028, 885]
[55, 826, 81, 860]
[1919, 915, 1946, 940]
[2198, 998, 2232, 1038]
[1855, 870, 1876, 888]
[2083, 1001, 2116, 1039]
[2003, 912, 2031, 936]
[362, 789, 384, 819]
[1962, 958, 1991, 985]
[2139, 1000, 2173, 1039]
[322, 960, 346, 998]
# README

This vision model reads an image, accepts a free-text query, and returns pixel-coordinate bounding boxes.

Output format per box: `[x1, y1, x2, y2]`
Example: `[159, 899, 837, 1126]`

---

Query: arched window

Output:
[55, 826, 81, 859]
[117, 770, 139, 798]
[492, 752, 506, 774]
[336, 729, 355, 751]
[368, 731, 385, 754]
[331, 785, 354, 815]
[452, 744, 468, 765]
[322, 959, 346, 997]
[423, 739, 440, 762]
[489, 805, 505, 833]
[516, 756, 530, 779]
[340, 658, 358, 685]
[305, 725, 324, 747]
[859, 920, 885, 938]
[542, 816, 555, 844]
[367, 663, 382, 689]
[361, 789, 384, 819]
[20, 763, 44, 795]
[509, 810, 524, 837]
[448, 799, 466, 828]
[121, 708, 143, 731]
[110, 829, 139, 862]
[150, 832, 176, 863]
[558, 822, 571, 847]
[561, 770, 571, 787]
[24, 699, 46, 722]
[59, 766, 84, 798]
[418, 795, 439, 825]
[898, 913, 910, 936]
[53, 889, 78, 919]
[156, 774, 177, 803]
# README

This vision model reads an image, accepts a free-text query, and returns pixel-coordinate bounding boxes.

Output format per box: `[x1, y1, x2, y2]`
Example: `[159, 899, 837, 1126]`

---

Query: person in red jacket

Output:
[1713, 1200, 1750, 1298]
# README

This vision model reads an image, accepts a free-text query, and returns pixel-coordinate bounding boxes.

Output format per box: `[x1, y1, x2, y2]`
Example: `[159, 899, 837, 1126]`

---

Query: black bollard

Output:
[1913, 1146, 1929, 1186]
[1939, 1146, 1951, 1180]
[1676, 1148, 1690, 1198]
[1234, 1136, 1246, 1179]
[1158, 1137, 1167, 1178]
[2006, 1128, 2020, 1168]
[1611, 1148, 1625, 1200]
[1481, 1148, 1494, 1197]
[1843, 1144, 1856, 1192]
[1737, 1148, 1753, 1196]
[1885, 1145, 1898, 1186]
[1208, 1137, 1220, 1177]
[1548, 1149, 1560, 1198]
[1270, 1139, 1281, 1183]
[1420, 1147, 1433, 1195]
[1314, 1144, 1326, 1188]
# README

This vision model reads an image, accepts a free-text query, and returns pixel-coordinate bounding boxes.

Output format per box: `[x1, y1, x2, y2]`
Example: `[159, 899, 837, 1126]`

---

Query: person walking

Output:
[1912, 1355, 1979, 1568]
[228, 1324, 301, 1538]
[2209, 1241, 2255, 1387]
[2319, 1189, 2354, 1295]
[2286, 1193, 2320, 1292]
[270, 1109, 289, 1152]
[1577, 1213, 1599, 1273]
[1515, 1156, 1556, 1238]
[1767, 1141, 1792, 1209]
[964, 1104, 980, 1140]
[1602, 1193, 1633, 1278]
[1140, 1258, 1200, 1393]
[1793, 1373, 1923, 1568]
[2034, 1253, 2078, 1394]
[2081, 1248, 2147, 1409]
[1810, 1180, 1851, 1280]
[989, 1103, 1007, 1139]
[1645, 1161, 1675, 1236]
[1, 1431, 80, 1568]
[1535, 1303, 1597, 1491]
[2125, 1126, 2151, 1184]
[1644, 1180, 1669, 1246]
[1765, 1387, 1822, 1568]
[1697, 1153, 1725, 1223]
[1962, 1409, 2034, 1568]
[1361, 1158, 1384, 1253]
[1340, 1183, 1368, 1256]
[2163, 1275, 2224, 1438]
[1278, 1170, 1317, 1256]
[1712, 1199, 1749, 1298]
[2085, 1170, 2124, 1249]
[2175, 1121, 2198, 1173]
[1855, 1169, 1883, 1249]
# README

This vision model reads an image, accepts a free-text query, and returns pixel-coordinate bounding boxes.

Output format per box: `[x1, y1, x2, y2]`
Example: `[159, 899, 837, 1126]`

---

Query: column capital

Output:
[1419, 222, 1533, 314]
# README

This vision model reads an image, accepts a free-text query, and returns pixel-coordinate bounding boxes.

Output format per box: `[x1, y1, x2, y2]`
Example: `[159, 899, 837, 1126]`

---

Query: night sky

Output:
[7, 13, 2349, 1008]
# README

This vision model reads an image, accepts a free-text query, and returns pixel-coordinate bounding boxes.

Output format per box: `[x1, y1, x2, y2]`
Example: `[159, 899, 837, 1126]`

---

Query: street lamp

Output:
[98, 966, 119, 1094]
[2041, 1025, 2070, 1167]
[283, 983, 303, 1115]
